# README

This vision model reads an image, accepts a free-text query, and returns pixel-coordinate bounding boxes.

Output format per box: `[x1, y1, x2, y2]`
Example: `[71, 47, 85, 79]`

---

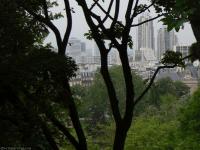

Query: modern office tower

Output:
[92, 41, 100, 57]
[173, 45, 190, 62]
[140, 48, 157, 62]
[66, 37, 86, 58]
[157, 27, 178, 60]
[137, 14, 155, 51]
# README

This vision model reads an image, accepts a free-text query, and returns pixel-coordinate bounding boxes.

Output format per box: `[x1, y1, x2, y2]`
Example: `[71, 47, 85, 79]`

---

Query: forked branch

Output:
[134, 54, 193, 106]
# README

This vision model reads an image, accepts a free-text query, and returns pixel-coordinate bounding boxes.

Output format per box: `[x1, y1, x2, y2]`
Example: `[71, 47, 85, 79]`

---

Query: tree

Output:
[154, 0, 200, 61]
[125, 92, 191, 150]
[125, 116, 178, 150]
[0, 1, 55, 148]
[0, 0, 48, 61]
[0, 1, 82, 149]
[13, 0, 193, 149]
[74, 0, 192, 149]
[14, 0, 88, 149]
[78, 66, 145, 137]
[148, 78, 190, 106]
[73, 1, 169, 149]
[178, 88, 200, 149]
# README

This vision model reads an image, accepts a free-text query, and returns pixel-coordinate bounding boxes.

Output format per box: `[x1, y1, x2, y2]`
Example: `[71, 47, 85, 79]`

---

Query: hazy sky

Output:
[45, 1, 196, 50]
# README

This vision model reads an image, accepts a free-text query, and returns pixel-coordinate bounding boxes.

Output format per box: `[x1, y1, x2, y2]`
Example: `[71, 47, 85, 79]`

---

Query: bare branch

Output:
[122, 0, 137, 50]
[116, 49, 134, 124]
[132, 0, 156, 18]
[110, 0, 120, 29]
[94, 2, 124, 27]
[108, 43, 113, 52]
[132, 0, 140, 18]
[90, 0, 100, 10]
[131, 14, 164, 27]
[20, 4, 64, 54]
[41, 120, 59, 150]
[45, 111, 80, 149]
[63, 0, 72, 51]
[100, 54, 122, 123]
[102, 0, 114, 24]
[94, 0, 124, 27]
[88, 10, 121, 49]
[134, 54, 193, 106]
[63, 82, 87, 149]
[125, 0, 135, 21]
[42, 0, 49, 19]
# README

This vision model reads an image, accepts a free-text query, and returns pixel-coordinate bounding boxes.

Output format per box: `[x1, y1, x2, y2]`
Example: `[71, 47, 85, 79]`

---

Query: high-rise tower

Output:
[66, 37, 86, 58]
[137, 14, 155, 51]
[157, 27, 178, 60]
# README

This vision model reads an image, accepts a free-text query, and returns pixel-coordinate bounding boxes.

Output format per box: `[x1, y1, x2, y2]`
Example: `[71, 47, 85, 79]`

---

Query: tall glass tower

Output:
[137, 14, 155, 51]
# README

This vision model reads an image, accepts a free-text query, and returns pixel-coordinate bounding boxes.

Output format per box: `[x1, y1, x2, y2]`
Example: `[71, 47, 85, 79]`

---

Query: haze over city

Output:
[45, 1, 196, 50]
[2, 0, 200, 149]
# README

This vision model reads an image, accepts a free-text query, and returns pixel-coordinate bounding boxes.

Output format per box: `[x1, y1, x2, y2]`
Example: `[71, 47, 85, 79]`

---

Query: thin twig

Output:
[131, 14, 164, 27]
[134, 54, 192, 106]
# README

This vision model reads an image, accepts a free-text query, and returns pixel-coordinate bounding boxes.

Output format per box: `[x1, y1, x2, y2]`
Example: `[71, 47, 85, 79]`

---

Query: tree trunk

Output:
[112, 48, 134, 150]
[41, 121, 59, 150]
[64, 82, 88, 150]
[190, 14, 200, 42]
[113, 125, 128, 150]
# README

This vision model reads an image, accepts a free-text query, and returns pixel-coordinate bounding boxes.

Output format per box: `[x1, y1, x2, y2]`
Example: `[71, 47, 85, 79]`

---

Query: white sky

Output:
[45, 0, 196, 50]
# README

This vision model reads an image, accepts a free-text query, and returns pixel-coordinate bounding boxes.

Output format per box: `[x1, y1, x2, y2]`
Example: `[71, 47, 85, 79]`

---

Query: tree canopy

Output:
[0, 1, 78, 149]
[0, 0, 199, 149]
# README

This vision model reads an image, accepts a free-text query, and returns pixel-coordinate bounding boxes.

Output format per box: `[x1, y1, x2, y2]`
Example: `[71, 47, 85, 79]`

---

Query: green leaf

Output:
[161, 50, 185, 67]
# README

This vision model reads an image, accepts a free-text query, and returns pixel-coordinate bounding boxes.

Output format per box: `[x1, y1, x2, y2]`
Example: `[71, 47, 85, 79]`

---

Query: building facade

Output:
[66, 37, 86, 59]
[157, 27, 178, 60]
[137, 14, 155, 51]
[173, 45, 190, 58]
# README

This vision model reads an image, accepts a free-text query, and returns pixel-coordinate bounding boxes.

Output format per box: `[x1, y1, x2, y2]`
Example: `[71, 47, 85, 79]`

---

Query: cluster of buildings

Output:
[135, 14, 188, 62]
[66, 38, 122, 86]
[66, 14, 199, 92]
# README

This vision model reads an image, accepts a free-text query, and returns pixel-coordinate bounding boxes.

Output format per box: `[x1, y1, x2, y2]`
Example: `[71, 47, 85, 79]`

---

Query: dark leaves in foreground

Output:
[161, 50, 185, 67]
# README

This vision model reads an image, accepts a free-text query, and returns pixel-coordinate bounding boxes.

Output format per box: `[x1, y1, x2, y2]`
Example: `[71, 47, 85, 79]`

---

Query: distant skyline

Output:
[137, 15, 155, 51]
[45, 1, 196, 50]
[157, 27, 178, 59]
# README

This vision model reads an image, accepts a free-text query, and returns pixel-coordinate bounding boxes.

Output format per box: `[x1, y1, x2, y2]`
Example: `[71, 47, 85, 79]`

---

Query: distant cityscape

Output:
[66, 14, 199, 92]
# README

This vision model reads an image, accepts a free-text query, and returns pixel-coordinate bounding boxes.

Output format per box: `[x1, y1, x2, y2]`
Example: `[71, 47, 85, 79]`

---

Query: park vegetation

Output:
[0, 0, 200, 149]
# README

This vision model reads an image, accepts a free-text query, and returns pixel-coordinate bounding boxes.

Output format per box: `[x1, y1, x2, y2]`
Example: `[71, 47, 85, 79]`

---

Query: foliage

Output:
[0, 48, 77, 148]
[0, 0, 77, 148]
[125, 116, 178, 150]
[124, 92, 190, 150]
[190, 42, 200, 62]
[178, 88, 200, 149]
[0, 0, 48, 60]
[69, 75, 191, 149]
[78, 66, 145, 128]
[88, 92, 186, 150]
[146, 77, 190, 110]
[1, 0, 198, 149]
[75, 70, 191, 148]
[154, 0, 200, 31]
[155, 78, 189, 98]
[124, 88, 200, 150]
[17, 0, 64, 21]
[84, 23, 134, 49]
[161, 51, 185, 67]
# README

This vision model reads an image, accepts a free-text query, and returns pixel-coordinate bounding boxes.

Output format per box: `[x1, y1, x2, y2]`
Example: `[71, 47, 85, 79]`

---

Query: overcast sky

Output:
[45, 1, 196, 50]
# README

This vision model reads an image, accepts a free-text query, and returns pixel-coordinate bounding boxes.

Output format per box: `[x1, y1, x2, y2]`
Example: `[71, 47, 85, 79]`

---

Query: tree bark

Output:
[113, 123, 130, 150]
[112, 49, 134, 150]
[45, 112, 80, 149]
[41, 121, 59, 150]
[189, 13, 200, 42]
[100, 53, 122, 124]
[63, 82, 88, 150]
